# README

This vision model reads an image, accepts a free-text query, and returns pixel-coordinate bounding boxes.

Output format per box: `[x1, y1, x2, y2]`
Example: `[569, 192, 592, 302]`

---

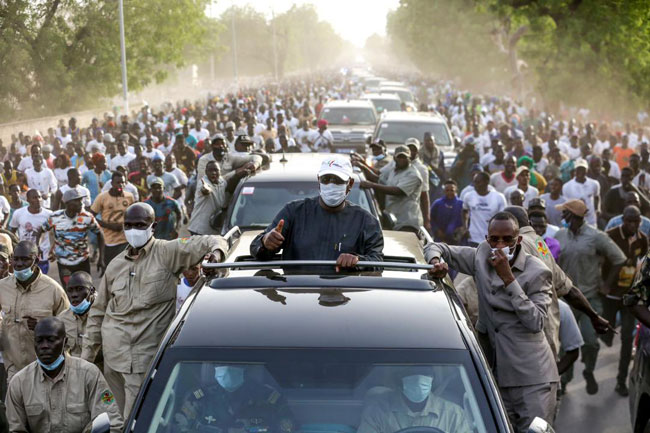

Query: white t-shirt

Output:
[504, 184, 539, 207]
[53, 167, 72, 187]
[9, 207, 52, 261]
[143, 148, 165, 162]
[189, 128, 210, 143]
[0, 196, 10, 224]
[562, 177, 600, 226]
[25, 167, 57, 209]
[463, 190, 507, 243]
[109, 153, 136, 171]
[489, 172, 517, 193]
[176, 277, 193, 313]
[17, 157, 34, 173]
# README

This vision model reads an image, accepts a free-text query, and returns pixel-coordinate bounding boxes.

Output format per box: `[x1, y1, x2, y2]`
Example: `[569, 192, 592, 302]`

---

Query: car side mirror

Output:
[90, 412, 111, 433]
[380, 211, 396, 230]
[527, 417, 555, 433]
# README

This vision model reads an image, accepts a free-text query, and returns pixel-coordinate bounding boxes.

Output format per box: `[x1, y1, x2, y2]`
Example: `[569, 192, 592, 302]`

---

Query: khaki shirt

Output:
[379, 164, 423, 230]
[357, 390, 471, 433]
[6, 356, 123, 433]
[81, 236, 227, 373]
[425, 242, 559, 387]
[58, 308, 88, 357]
[0, 271, 68, 378]
[196, 152, 262, 183]
[90, 191, 135, 246]
[519, 226, 573, 359]
[555, 223, 627, 298]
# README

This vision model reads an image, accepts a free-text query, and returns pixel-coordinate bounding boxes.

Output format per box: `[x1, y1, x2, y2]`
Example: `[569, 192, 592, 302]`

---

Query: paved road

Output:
[555, 335, 633, 432]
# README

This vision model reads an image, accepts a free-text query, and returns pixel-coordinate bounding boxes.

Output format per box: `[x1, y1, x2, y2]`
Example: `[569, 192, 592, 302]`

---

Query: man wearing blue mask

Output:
[0, 241, 68, 383]
[358, 367, 471, 433]
[175, 365, 295, 433]
[250, 156, 383, 272]
[57, 271, 95, 359]
[5, 317, 123, 432]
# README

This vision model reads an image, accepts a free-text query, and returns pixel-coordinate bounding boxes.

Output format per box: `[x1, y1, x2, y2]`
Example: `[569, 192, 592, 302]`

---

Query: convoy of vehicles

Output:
[317, 100, 377, 154]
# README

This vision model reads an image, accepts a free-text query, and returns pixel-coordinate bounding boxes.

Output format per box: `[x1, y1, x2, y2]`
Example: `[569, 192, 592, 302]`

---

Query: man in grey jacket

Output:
[426, 212, 558, 433]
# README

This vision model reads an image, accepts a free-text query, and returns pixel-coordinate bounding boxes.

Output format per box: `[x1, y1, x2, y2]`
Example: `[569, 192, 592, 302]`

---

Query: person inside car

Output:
[250, 156, 383, 272]
[174, 365, 295, 433]
[357, 366, 472, 433]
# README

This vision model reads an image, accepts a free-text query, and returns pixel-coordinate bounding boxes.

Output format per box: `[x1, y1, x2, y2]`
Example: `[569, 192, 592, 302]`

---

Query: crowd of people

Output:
[0, 70, 647, 432]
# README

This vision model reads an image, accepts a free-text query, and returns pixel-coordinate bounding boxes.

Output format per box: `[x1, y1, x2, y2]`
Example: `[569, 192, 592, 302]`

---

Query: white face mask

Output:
[125, 225, 153, 248]
[319, 182, 348, 207]
[491, 246, 515, 261]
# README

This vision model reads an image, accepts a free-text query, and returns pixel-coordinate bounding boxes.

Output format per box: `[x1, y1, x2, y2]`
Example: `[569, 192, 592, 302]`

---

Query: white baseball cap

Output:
[318, 157, 353, 182]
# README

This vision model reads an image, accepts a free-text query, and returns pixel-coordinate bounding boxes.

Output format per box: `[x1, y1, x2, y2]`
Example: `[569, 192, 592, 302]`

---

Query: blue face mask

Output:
[561, 218, 570, 228]
[37, 352, 65, 371]
[14, 266, 34, 282]
[372, 154, 386, 162]
[402, 374, 434, 403]
[214, 366, 244, 392]
[70, 299, 91, 315]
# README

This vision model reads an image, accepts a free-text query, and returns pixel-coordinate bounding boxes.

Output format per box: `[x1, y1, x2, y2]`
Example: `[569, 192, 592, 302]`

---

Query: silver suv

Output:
[317, 100, 378, 154]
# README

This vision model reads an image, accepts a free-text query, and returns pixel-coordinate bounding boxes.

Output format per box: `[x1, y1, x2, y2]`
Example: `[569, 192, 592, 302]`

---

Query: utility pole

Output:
[118, 0, 129, 116]
[231, 11, 238, 91]
[272, 9, 278, 82]
[209, 0, 215, 83]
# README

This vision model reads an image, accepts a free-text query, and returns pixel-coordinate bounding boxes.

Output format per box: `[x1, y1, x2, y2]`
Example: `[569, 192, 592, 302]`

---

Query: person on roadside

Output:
[430, 179, 465, 244]
[603, 205, 648, 396]
[6, 317, 123, 433]
[52, 168, 91, 210]
[603, 167, 650, 219]
[9, 189, 52, 274]
[604, 191, 650, 237]
[425, 212, 558, 432]
[251, 157, 383, 271]
[308, 119, 333, 152]
[196, 134, 262, 181]
[540, 178, 567, 227]
[145, 179, 181, 240]
[489, 156, 517, 193]
[57, 271, 97, 358]
[562, 158, 600, 226]
[42, 189, 104, 285]
[504, 165, 538, 207]
[462, 171, 507, 247]
[360, 146, 423, 233]
[89, 171, 135, 267]
[82, 203, 228, 416]
[0, 241, 68, 383]
[25, 154, 57, 209]
[82, 153, 112, 203]
[554, 199, 627, 394]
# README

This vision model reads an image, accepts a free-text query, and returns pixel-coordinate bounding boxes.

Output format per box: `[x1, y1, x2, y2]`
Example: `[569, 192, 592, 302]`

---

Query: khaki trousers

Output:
[103, 364, 145, 418]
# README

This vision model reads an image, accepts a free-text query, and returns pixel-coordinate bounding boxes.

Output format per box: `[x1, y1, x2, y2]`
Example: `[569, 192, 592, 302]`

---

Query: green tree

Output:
[0, 0, 217, 121]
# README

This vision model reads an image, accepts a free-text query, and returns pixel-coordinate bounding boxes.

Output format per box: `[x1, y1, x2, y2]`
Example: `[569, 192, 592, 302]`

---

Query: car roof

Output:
[362, 93, 402, 101]
[173, 276, 466, 350]
[377, 111, 447, 123]
[379, 86, 412, 93]
[224, 229, 426, 266]
[322, 99, 375, 109]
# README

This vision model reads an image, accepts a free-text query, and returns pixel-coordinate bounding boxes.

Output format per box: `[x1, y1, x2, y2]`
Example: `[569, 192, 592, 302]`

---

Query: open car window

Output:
[144, 357, 490, 433]
[320, 108, 377, 125]
[229, 183, 372, 230]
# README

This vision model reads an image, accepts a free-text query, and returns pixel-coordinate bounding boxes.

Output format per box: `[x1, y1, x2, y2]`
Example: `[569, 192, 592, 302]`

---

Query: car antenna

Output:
[280, 150, 288, 163]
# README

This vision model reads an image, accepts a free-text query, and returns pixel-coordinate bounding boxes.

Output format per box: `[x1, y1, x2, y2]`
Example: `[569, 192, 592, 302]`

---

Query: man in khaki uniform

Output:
[90, 171, 135, 267]
[81, 203, 227, 416]
[6, 317, 123, 433]
[58, 271, 95, 357]
[0, 241, 68, 382]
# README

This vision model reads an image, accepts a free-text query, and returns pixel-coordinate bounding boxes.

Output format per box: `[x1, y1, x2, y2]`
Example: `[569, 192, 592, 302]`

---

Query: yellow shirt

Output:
[90, 191, 135, 245]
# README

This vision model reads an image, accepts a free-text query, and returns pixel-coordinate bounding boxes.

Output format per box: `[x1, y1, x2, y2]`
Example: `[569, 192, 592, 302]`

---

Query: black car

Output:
[102, 254, 556, 433]
[629, 323, 650, 432]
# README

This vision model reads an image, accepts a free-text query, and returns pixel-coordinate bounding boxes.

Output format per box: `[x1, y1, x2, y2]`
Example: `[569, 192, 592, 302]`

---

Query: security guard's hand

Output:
[202, 250, 225, 278]
[336, 253, 359, 272]
[427, 258, 448, 278]
[591, 314, 615, 334]
[490, 248, 515, 286]
[263, 219, 285, 251]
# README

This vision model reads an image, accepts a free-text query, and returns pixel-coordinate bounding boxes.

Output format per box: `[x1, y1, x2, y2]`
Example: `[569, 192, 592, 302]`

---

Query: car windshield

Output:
[381, 89, 414, 103]
[376, 122, 451, 147]
[229, 182, 372, 230]
[141, 350, 492, 433]
[320, 108, 377, 125]
[368, 99, 402, 113]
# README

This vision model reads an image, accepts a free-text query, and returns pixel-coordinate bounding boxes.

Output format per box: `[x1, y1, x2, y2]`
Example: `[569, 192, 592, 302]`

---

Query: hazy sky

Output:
[209, 0, 400, 47]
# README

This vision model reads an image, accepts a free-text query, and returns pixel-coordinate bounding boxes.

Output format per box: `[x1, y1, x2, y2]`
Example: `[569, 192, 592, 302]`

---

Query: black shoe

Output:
[583, 371, 599, 395]
[615, 382, 629, 397]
